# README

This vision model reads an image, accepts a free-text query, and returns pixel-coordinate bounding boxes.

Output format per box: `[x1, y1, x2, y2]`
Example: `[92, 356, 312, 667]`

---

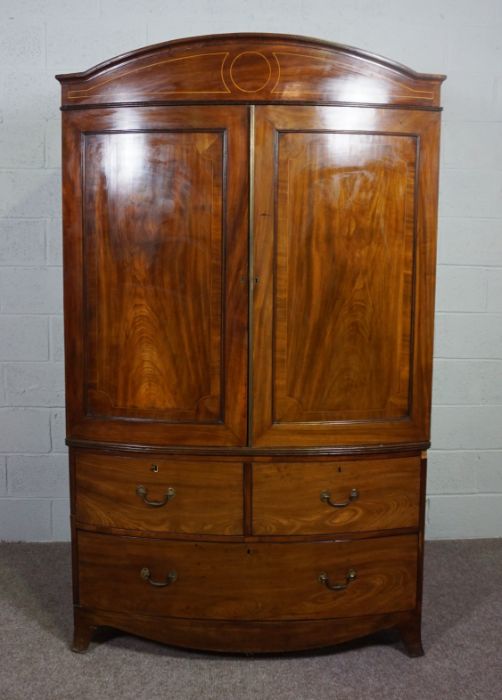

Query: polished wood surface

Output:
[73, 606, 416, 654]
[62, 106, 248, 446]
[75, 453, 243, 535]
[252, 105, 441, 447]
[59, 34, 443, 657]
[273, 131, 415, 422]
[78, 531, 417, 620]
[56, 34, 444, 109]
[84, 130, 224, 422]
[76, 522, 417, 543]
[252, 457, 420, 535]
[68, 438, 429, 456]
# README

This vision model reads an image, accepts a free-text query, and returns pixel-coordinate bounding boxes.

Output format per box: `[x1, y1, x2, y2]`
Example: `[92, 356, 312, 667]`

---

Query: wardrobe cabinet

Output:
[57, 34, 445, 656]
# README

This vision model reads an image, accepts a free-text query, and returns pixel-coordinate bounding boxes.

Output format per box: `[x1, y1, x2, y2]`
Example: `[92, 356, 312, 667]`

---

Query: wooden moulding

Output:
[57, 33, 445, 110]
[67, 438, 430, 456]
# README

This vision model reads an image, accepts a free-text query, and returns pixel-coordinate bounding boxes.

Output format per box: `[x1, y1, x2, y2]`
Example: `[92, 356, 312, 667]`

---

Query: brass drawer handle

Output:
[320, 487, 359, 508]
[318, 568, 357, 591]
[136, 485, 176, 507]
[140, 567, 177, 587]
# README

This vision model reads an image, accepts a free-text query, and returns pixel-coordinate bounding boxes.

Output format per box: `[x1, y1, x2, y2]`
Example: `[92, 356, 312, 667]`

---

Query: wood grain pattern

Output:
[252, 105, 441, 447]
[62, 106, 248, 446]
[84, 130, 224, 421]
[78, 531, 417, 620]
[75, 522, 417, 543]
[274, 131, 416, 423]
[252, 457, 420, 535]
[56, 34, 445, 108]
[75, 453, 243, 535]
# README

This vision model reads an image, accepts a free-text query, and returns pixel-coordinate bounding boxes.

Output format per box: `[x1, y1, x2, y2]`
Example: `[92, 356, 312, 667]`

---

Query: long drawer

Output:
[74, 453, 243, 535]
[78, 531, 418, 620]
[252, 457, 421, 535]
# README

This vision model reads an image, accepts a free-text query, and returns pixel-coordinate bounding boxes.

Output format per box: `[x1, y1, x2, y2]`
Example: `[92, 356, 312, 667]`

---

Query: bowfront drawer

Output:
[78, 531, 417, 620]
[252, 457, 421, 535]
[74, 453, 243, 535]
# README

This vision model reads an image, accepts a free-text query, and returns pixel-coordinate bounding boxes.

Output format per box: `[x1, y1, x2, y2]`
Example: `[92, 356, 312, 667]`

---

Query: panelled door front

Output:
[251, 106, 440, 447]
[63, 106, 248, 446]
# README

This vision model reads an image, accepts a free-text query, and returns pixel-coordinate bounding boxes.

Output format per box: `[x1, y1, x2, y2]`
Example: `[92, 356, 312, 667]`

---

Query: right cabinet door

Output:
[251, 106, 440, 447]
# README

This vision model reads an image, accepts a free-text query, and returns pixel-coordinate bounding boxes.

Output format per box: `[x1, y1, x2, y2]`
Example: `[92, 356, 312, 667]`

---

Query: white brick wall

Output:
[0, 0, 501, 541]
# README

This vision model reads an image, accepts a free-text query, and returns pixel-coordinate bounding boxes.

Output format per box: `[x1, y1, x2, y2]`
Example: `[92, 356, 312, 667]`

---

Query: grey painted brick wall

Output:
[1, 0, 501, 541]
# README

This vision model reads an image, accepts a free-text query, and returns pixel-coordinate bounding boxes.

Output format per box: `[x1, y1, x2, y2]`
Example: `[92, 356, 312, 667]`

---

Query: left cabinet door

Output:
[63, 106, 249, 447]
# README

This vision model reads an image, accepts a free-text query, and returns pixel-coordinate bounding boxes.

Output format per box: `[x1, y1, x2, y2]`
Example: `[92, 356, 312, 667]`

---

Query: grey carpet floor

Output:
[0, 540, 501, 700]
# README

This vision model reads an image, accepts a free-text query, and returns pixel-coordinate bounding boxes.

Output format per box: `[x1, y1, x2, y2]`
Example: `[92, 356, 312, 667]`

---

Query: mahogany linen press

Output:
[56, 34, 445, 655]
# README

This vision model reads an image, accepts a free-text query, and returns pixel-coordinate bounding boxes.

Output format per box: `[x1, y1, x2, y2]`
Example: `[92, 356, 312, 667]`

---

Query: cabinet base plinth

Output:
[72, 607, 422, 655]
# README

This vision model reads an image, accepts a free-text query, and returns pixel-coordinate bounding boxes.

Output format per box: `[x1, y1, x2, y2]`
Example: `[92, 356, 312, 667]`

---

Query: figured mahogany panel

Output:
[78, 531, 417, 620]
[252, 106, 441, 447]
[84, 130, 223, 421]
[62, 106, 248, 446]
[275, 131, 416, 423]
[57, 34, 445, 108]
[252, 457, 420, 535]
[75, 453, 243, 535]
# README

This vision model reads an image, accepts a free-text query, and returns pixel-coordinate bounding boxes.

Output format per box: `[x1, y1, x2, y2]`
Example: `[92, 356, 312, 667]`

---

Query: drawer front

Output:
[252, 458, 421, 535]
[75, 453, 243, 535]
[78, 531, 417, 620]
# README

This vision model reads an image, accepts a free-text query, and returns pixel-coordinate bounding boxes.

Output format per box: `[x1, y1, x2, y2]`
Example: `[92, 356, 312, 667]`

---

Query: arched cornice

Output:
[57, 33, 445, 109]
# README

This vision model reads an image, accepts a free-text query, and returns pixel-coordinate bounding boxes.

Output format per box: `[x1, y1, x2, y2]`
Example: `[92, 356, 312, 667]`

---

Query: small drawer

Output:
[78, 531, 417, 621]
[252, 457, 421, 535]
[74, 452, 243, 535]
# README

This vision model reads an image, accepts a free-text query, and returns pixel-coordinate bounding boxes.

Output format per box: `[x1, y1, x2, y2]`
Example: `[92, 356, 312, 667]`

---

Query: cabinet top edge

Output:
[55, 33, 445, 109]
[55, 33, 446, 84]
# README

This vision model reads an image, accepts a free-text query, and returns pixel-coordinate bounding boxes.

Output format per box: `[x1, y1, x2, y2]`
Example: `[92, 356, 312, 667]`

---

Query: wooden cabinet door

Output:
[63, 106, 248, 447]
[251, 106, 440, 447]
